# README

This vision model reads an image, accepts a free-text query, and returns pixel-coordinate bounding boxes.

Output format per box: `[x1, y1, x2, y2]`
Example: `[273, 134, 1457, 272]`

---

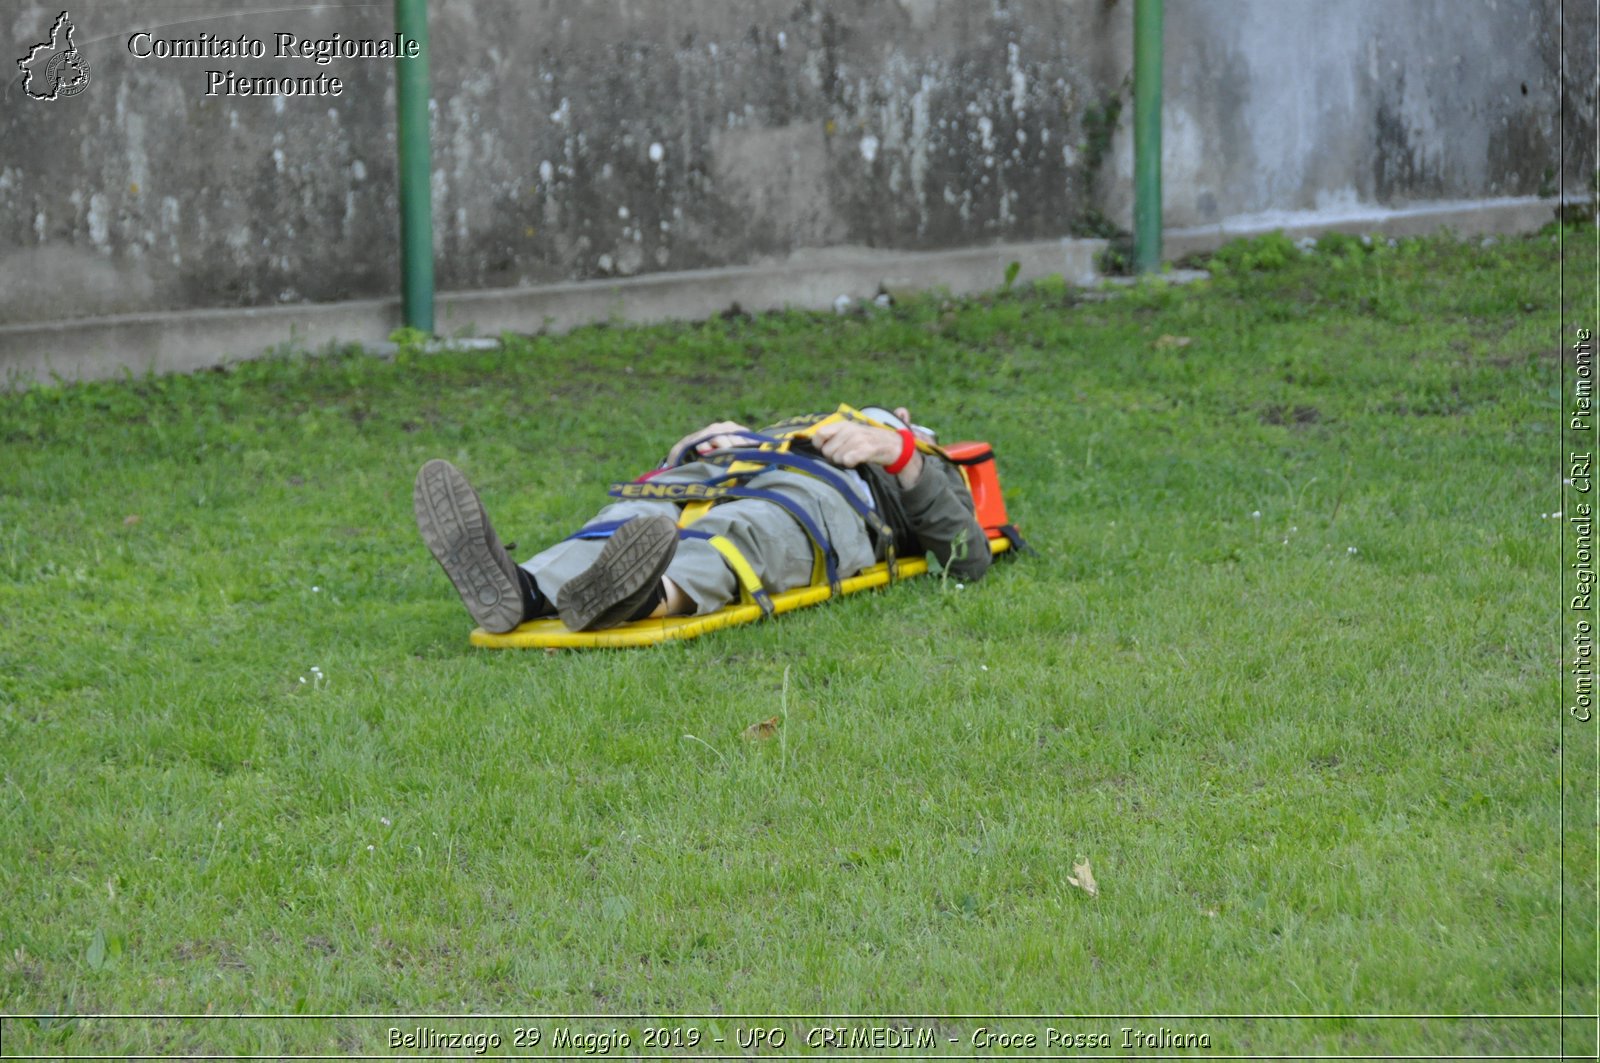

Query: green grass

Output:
[0, 229, 1587, 1057]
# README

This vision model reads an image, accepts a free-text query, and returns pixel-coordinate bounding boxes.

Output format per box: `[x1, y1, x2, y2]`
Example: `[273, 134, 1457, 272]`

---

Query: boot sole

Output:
[557, 515, 678, 631]
[413, 459, 525, 634]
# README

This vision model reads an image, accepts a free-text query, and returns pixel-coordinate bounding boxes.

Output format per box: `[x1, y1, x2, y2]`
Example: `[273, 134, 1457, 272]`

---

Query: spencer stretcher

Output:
[470, 406, 1026, 650]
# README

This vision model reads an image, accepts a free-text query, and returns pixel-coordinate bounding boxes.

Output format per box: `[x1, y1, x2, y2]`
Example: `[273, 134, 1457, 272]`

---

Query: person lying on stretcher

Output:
[413, 404, 991, 634]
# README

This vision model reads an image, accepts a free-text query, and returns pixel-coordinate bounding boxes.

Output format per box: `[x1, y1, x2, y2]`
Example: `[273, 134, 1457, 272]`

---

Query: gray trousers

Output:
[520, 461, 877, 615]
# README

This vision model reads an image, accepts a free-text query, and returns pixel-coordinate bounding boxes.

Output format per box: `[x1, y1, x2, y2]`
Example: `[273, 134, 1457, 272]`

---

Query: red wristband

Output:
[884, 428, 917, 475]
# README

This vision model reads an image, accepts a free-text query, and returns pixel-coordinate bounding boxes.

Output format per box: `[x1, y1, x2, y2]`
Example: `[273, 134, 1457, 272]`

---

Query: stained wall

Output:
[0, 0, 1586, 326]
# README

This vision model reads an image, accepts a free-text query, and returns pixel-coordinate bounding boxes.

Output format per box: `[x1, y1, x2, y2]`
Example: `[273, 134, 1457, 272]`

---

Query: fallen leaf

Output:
[1153, 333, 1192, 349]
[122, 514, 141, 526]
[742, 715, 781, 741]
[1066, 857, 1099, 897]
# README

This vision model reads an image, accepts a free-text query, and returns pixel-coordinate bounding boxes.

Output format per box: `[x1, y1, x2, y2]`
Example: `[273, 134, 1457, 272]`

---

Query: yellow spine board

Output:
[470, 535, 1011, 650]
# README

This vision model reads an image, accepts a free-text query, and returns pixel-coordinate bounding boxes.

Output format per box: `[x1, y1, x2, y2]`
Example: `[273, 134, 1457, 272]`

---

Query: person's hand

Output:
[810, 420, 899, 467]
[666, 420, 752, 464]
[893, 405, 934, 439]
[691, 421, 754, 455]
[887, 405, 937, 442]
[820, 406, 929, 483]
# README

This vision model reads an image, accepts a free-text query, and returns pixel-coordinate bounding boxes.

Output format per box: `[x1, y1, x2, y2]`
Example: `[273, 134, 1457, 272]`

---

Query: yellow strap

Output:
[678, 458, 824, 596]
[676, 404, 932, 593]
[678, 459, 767, 528]
[703, 533, 773, 614]
[780, 403, 951, 462]
[678, 500, 714, 527]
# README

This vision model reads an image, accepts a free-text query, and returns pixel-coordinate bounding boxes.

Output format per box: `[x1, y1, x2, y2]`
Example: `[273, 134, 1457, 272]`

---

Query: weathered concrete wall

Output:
[1559, 0, 1599, 199]
[0, 0, 1589, 329]
[1107, 0, 1582, 228]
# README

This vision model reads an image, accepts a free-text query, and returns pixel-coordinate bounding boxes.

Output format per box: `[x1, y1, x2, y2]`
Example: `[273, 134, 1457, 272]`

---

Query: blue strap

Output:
[564, 518, 631, 541]
[607, 480, 841, 596]
[700, 448, 891, 539]
[560, 518, 782, 616]
[711, 485, 840, 596]
[667, 429, 787, 466]
[607, 481, 732, 502]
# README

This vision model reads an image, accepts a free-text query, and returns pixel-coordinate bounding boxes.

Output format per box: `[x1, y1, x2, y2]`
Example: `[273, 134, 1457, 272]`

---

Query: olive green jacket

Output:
[859, 457, 992, 582]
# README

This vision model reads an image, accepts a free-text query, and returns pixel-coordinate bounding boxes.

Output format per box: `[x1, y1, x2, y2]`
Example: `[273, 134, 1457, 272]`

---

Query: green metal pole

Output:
[1133, 0, 1163, 273]
[395, 0, 434, 333]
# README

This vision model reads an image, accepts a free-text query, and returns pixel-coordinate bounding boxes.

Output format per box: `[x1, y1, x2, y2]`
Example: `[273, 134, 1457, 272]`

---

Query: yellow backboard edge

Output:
[469, 535, 1012, 649]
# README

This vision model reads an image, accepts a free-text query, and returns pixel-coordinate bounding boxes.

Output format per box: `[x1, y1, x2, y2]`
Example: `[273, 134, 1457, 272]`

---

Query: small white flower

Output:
[1543, 513, 1550, 519]
[366, 844, 375, 852]
[1554, 511, 1564, 519]
[980, 665, 989, 671]
[832, 294, 853, 314]
[955, 582, 965, 590]
[873, 293, 891, 309]
[1290, 525, 1298, 532]
[298, 676, 307, 684]
[1251, 510, 1262, 519]
[312, 585, 321, 593]
[380, 816, 392, 827]
[1347, 546, 1358, 554]
[1282, 538, 1289, 545]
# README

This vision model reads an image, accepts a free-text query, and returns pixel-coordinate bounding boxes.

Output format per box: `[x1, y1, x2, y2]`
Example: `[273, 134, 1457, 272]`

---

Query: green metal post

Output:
[1133, 0, 1163, 273]
[395, 0, 434, 333]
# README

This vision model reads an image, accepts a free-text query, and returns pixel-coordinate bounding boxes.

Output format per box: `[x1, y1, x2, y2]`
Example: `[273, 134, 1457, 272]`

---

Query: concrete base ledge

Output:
[1, 239, 1103, 389]
[1163, 194, 1568, 258]
[0, 195, 1568, 389]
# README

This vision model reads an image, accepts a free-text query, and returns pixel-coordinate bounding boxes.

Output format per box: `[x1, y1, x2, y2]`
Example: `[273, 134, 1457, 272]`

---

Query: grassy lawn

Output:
[0, 228, 1587, 1057]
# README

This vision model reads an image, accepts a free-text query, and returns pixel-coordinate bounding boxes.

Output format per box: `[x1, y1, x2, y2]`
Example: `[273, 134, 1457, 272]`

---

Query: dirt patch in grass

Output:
[1259, 403, 1323, 426]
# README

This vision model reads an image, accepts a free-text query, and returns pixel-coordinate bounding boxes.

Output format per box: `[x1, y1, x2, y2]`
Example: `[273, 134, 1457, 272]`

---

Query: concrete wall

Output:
[1108, 0, 1581, 228]
[0, 0, 1589, 330]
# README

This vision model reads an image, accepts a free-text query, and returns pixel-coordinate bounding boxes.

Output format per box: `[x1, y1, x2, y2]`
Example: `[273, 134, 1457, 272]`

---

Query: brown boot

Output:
[557, 515, 678, 631]
[413, 459, 527, 633]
